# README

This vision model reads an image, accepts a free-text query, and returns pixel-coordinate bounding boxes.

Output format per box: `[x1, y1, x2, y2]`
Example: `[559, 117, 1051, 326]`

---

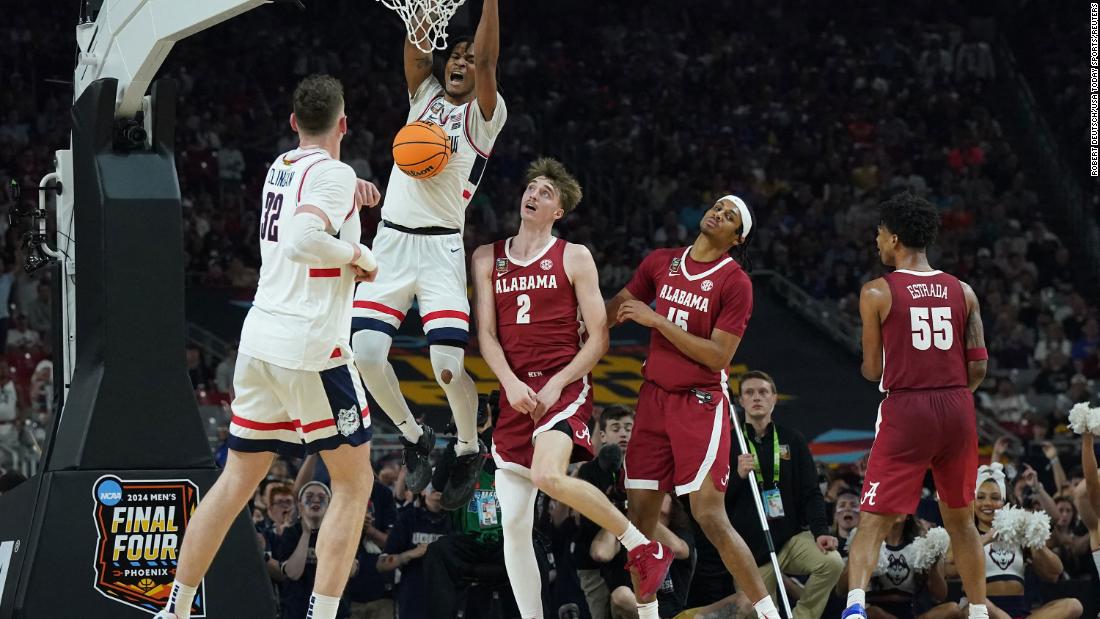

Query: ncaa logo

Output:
[96, 479, 123, 506]
[701, 280, 714, 292]
[540, 259, 553, 271]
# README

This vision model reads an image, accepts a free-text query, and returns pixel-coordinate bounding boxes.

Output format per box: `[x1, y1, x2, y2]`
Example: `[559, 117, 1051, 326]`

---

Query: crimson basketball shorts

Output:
[860, 387, 977, 514]
[491, 373, 594, 475]
[228, 354, 372, 457]
[351, 225, 470, 344]
[624, 381, 731, 496]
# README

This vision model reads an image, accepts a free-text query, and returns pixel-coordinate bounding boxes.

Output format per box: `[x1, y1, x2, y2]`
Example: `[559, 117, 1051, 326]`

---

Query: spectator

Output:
[346, 480, 398, 619]
[24, 283, 50, 334]
[379, 486, 451, 618]
[725, 371, 842, 619]
[215, 344, 237, 395]
[1056, 375, 1093, 414]
[1047, 497, 1092, 578]
[1071, 319, 1100, 363]
[0, 363, 17, 447]
[273, 481, 352, 619]
[833, 490, 861, 557]
[4, 314, 37, 349]
[985, 377, 1033, 425]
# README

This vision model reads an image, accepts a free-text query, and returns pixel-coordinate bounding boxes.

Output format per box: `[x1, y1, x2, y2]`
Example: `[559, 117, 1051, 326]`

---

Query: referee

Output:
[729, 370, 843, 619]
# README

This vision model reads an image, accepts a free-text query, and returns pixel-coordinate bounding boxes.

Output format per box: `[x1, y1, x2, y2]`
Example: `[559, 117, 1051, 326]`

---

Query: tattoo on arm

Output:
[965, 305, 985, 349]
[414, 56, 432, 69]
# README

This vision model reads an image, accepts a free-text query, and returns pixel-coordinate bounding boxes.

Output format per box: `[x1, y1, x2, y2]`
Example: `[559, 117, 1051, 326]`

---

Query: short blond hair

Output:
[526, 157, 583, 214]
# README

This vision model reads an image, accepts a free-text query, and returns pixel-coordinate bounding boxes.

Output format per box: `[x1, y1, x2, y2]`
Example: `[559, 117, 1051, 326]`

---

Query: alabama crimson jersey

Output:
[880, 269, 969, 391]
[626, 247, 753, 392]
[382, 76, 508, 230]
[492, 237, 580, 374]
[238, 147, 359, 372]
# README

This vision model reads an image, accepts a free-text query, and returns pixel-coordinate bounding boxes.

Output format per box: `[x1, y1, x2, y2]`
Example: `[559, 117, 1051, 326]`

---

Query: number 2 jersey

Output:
[492, 237, 580, 374]
[239, 147, 360, 372]
[880, 269, 969, 391]
[626, 247, 753, 392]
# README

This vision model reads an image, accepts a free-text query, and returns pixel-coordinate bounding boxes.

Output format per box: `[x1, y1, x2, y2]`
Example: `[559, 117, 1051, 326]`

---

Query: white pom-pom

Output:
[910, 527, 952, 572]
[992, 505, 1051, 549]
[1068, 403, 1100, 435]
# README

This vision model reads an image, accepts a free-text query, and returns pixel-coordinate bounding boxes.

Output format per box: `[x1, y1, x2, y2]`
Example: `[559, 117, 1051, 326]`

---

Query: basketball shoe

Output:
[841, 603, 868, 618]
[402, 423, 436, 494]
[625, 541, 675, 599]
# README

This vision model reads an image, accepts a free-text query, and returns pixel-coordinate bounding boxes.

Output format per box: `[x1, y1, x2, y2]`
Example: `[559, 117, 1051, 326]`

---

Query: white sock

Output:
[497, 469, 544, 619]
[306, 592, 340, 619]
[754, 596, 779, 618]
[968, 603, 989, 619]
[847, 588, 866, 608]
[430, 344, 479, 453]
[353, 331, 422, 442]
[637, 600, 659, 619]
[165, 581, 196, 619]
[617, 523, 649, 551]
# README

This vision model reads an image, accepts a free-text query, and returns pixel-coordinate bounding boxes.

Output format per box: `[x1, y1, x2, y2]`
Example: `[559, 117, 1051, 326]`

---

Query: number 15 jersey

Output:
[880, 269, 969, 392]
[626, 247, 753, 392]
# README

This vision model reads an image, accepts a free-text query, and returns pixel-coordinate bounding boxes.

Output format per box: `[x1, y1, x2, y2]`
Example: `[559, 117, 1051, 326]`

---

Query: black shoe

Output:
[401, 424, 435, 495]
[440, 440, 486, 511]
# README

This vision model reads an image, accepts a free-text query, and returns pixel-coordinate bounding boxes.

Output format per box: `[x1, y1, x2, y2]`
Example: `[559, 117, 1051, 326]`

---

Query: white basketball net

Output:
[377, 0, 466, 53]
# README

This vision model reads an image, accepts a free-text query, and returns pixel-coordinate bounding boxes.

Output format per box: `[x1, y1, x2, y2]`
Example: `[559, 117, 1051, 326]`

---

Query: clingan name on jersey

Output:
[495, 274, 559, 294]
[906, 283, 949, 300]
[266, 167, 296, 188]
[659, 284, 710, 312]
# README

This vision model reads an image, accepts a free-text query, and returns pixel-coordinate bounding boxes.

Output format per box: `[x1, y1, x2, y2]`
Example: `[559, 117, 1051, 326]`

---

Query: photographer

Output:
[572, 405, 634, 619]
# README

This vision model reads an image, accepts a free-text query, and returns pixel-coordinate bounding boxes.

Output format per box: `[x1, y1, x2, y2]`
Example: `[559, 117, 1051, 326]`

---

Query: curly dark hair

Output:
[293, 74, 344, 134]
[878, 192, 940, 250]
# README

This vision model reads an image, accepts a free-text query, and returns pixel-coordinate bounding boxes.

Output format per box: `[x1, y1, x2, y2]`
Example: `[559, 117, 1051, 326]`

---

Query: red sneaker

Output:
[625, 541, 674, 599]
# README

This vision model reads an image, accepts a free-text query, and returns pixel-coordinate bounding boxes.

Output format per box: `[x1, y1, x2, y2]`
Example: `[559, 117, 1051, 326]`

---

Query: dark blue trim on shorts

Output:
[426, 327, 469, 345]
[305, 427, 373, 454]
[352, 317, 398, 337]
[312, 364, 372, 452]
[228, 436, 305, 459]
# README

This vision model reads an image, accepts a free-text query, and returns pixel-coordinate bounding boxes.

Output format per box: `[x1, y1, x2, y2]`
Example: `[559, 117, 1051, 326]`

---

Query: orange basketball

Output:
[392, 121, 452, 180]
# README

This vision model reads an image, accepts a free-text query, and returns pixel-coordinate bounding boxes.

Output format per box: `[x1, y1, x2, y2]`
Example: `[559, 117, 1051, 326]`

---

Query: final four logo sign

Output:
[91, 476, 205, 616]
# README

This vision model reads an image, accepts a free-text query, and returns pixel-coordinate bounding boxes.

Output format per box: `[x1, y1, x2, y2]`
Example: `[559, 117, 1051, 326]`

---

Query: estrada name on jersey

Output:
[880, 269, 969, 392]
[382, 76, 508, 230]
[239, 147, 360, 372]
[626, 247, 753, 392]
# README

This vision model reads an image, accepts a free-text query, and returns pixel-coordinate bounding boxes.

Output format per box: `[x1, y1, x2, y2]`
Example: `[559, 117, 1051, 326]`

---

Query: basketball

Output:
[392, 121, 451, 180]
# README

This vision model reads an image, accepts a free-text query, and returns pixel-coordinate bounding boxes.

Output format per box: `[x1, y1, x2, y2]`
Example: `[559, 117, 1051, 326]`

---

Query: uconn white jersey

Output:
[382, 76, 507, 230]
[239, 147, 359, 371]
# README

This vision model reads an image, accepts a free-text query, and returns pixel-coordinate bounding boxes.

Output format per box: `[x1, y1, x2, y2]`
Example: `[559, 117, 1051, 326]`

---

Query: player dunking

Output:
[157, 76, 381, 619]
[473, 159, 673, 618]
[607, 196, 780, 619]
[352, 0, 506, 510]
[843, 193, 990, 619]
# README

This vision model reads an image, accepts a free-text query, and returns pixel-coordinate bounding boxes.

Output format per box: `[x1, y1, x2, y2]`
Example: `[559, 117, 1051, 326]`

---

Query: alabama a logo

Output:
[92, 476, 205, 616]
[669, 258, 681, 276]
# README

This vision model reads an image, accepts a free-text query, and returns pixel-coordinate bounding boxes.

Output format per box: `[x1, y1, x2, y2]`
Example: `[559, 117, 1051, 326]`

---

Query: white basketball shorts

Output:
[351, 223, 470, 344]
[228, 354, 371, 456]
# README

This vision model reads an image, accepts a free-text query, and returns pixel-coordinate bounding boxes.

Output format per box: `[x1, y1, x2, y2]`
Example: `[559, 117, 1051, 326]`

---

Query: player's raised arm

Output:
[472, 243, 536, 414]
[533, 244, 609, 415]
[961, 282, 988, 392]
[403, 24, 435, 96]
[858, 278, 889, 382]
[471, 0, 500, 119]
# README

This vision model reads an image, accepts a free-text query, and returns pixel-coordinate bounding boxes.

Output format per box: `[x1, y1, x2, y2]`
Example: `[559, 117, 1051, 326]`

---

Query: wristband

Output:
[966, 347, 988, 362]
[353, 244, 377, 271]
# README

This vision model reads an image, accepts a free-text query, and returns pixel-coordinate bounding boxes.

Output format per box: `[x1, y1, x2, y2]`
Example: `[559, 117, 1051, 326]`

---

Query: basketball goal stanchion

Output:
[375, 0, 466, 53]
[726, 389, 796, 619]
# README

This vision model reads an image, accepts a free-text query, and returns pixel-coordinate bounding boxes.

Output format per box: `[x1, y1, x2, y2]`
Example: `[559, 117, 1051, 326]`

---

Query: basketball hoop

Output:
[377, 0, 466, 53]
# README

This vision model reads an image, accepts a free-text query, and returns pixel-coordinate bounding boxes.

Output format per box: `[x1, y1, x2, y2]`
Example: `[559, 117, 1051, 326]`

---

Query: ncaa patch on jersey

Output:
[540, 259, 553, 271]
[91, 476, 206, 616]
[701, 280, 714, 291]
[669, 257, 681, 276]
[496, 258, 508, 274]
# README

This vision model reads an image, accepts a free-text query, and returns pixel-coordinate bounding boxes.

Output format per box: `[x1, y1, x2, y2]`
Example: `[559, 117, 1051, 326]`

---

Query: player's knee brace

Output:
[352, 330, 392, 374]
[429, 344, 465, 386]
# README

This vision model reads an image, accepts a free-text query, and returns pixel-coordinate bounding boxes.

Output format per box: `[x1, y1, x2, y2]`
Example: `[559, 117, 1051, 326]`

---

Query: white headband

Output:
[976, 463, 1006, 499]
[721, 195, 752, 240]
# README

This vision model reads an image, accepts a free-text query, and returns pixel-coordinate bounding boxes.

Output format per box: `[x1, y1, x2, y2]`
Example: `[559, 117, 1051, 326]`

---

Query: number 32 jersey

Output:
[626, 247, 753, 392]
[239, 147, 360, 372]
[492, 237, 580, 375]
[880, 269, 969, 392]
